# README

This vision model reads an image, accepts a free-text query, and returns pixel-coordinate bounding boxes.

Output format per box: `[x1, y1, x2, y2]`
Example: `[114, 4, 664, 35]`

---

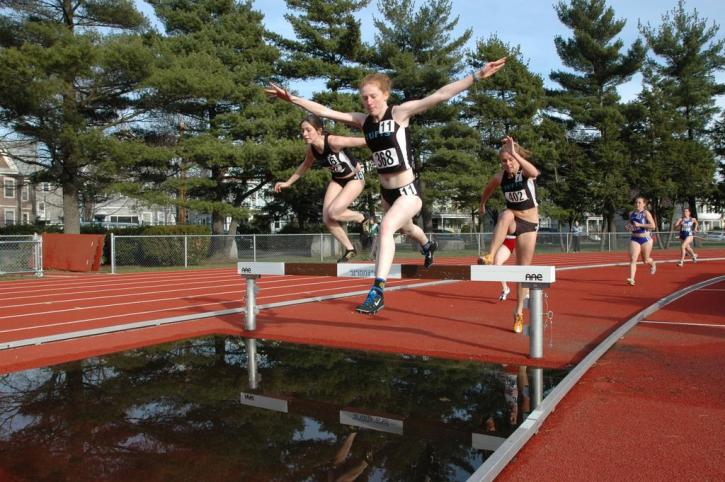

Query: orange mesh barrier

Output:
[42, 234, 105, 272]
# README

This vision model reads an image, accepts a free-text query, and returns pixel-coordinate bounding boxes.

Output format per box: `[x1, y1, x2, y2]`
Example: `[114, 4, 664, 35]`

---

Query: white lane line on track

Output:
[0, 279, 429, 336]
[640, 320, 725, 328]
[0, 275, 326, 306]
[0, 272, 247, 295]
[0, 277, 382, 312]
[0, 278, 422, 324]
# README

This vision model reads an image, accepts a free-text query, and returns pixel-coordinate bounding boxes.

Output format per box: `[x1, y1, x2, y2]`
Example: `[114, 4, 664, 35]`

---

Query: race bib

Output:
[505, 189, 529, 203]
[372, 148, 400, 169]
[327, 155, 345, 173]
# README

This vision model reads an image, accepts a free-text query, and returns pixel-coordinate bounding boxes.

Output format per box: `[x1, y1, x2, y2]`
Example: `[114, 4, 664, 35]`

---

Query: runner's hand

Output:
[265, 82, 293, 102]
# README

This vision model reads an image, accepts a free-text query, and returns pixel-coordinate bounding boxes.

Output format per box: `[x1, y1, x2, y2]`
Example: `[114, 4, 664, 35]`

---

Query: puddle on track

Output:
[0, 336, 567, 481]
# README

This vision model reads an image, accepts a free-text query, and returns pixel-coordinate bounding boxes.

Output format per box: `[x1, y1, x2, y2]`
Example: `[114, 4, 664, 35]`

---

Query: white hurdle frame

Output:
[237, 262, 555, 361]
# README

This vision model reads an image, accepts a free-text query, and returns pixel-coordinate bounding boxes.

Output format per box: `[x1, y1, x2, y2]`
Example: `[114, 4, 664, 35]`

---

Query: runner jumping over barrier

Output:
[275, 114, 369, 263]
[266, 57, 507, 315]
[477, 136, 540, 334]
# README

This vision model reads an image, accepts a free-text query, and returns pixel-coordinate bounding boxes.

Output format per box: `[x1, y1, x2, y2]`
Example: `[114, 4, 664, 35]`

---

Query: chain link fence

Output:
[0, 234, 43, 277]
[108, 230, 724, 273]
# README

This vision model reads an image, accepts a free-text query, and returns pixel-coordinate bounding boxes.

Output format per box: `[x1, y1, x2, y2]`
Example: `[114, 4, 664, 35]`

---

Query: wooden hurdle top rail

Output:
[237, 262, 555, 284]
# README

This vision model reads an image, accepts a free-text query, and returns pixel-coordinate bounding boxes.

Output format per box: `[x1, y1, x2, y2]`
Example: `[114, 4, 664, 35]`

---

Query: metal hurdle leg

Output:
[244, 338, 259, 389]
[529, 367, 543, 410]
[243, 275, 260, 331]
[524, 283, 550, 360]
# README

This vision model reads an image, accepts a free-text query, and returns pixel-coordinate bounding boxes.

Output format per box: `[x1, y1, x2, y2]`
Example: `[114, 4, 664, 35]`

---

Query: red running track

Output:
[498, 279, 725, 481]
[0, 248, 722, 374]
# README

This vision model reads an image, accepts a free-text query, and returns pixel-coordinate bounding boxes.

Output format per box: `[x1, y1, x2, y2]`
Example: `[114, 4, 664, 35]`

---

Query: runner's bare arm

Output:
[393, 58, 506, 122]
[265, 83, 366, 128]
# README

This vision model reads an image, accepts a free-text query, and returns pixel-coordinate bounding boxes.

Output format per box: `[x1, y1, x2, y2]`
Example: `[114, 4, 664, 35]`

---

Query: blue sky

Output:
[136, 0, 724, 103]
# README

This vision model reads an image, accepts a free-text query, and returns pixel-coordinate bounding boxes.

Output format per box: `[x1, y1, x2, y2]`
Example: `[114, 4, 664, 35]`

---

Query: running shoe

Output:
[337, 248, 357, 263]
[626, 278, 635, 286]
[355, 289, 384, 314]
[650, 261, 657, 275]
[421, 240, 438, 268]
[513, 312, 524, 334]
[478, 254, 493, 265]
[692, 254, 698, 263]
[677, 261, 684, 267]
[499, 286, 510, 301]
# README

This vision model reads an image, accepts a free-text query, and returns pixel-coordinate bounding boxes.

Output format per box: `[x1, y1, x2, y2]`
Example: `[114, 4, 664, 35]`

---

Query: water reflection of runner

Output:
[482, 365, 531, 433]
[326, 431, 373, 482]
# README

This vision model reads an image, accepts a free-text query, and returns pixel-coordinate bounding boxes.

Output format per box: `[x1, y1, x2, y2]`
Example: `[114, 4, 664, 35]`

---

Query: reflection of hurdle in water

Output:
[241, 337, 545, 450]
[237, 261, 555, 361]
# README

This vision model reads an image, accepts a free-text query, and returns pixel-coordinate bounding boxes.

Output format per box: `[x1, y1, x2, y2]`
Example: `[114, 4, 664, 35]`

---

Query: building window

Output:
[21, 185, 29, 201]
[109, 215, 139, 224]
[22, 212, 30, 224]
[4, 209, 15, 225]
[4, 178, 15, 198]
[42, 182, 51, 192]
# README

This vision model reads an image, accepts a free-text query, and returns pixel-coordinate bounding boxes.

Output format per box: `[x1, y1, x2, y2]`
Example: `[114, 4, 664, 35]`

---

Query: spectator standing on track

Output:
[478, 136, 540, 334]
[572, 220, 583, 252]
[625, 196, 657, 285]
[274, 114, 369, 263]
[266, 57, 507, 315]
[674, 207, 699, 266]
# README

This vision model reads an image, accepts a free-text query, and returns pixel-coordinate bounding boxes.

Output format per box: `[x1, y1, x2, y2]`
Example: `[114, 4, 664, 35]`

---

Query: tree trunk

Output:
[62, 183, 81, 233]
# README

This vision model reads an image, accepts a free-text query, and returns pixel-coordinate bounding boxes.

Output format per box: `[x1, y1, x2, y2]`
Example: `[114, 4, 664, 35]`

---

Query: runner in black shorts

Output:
[275, 115, 369, 262]
[267, 57, 507, 314]
[478, 136, 540, 334]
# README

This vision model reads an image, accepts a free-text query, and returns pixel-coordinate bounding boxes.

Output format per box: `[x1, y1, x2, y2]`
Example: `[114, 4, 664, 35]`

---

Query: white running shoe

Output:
[650, 262, 657, 275]
[677, 261, 684, 267]
[692, 254, 698, 263]
[499, 286, 510, 301]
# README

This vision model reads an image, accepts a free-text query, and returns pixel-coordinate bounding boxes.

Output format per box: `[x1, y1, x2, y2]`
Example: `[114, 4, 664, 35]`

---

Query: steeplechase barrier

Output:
[237, 261, 556, 363]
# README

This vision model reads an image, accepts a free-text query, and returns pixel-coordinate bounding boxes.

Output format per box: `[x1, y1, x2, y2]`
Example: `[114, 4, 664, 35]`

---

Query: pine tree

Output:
[0, 0, 152, 233]
[370, 0, 472, 231]
[549, 0, 645, 239]
[142, 0, 289, 246]
[639, 0, 724, 217]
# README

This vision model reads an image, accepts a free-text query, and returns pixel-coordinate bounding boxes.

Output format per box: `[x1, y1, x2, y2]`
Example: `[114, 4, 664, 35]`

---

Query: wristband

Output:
[470, 70, 479, 83]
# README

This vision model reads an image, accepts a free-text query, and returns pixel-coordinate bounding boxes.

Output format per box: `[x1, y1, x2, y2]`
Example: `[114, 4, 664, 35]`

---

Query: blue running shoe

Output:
[355, 289, 384, 314]
[421, 240, 438, 268]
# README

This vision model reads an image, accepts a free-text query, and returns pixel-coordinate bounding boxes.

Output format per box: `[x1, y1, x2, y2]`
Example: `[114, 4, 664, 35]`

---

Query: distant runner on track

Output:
[626, 196, 657, 285]
[479, 223, 517, 301]
[673, 207, 699, 267]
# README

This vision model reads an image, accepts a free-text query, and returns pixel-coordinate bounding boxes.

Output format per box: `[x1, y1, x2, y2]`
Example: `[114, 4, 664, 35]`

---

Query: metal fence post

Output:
[253, 234, 257, 261]
[184, 235, 188, 268]
[320, 233, 324, 261]
[110, 233, 116, 274]
[34, 233, 43, 277]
